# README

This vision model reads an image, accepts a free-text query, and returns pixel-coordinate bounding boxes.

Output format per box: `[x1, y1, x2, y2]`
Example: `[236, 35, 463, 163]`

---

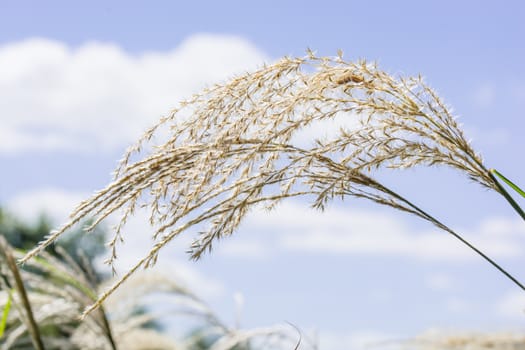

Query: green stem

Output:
[99, 305, 118, 350]
[491, 169, 525, 198]
[0, 237, 45, 350]
[0, 290, 12, 338]
[13, 250, 117, 349]
[489, 169, 525, 222]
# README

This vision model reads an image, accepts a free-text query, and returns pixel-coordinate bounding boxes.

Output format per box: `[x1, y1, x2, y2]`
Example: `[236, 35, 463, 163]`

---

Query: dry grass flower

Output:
[19, 52, 520, 314]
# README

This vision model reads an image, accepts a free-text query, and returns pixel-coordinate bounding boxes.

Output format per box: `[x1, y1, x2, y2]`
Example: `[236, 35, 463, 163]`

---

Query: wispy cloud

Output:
[246, 202, 525, 261]
[200, 199, 525, 262]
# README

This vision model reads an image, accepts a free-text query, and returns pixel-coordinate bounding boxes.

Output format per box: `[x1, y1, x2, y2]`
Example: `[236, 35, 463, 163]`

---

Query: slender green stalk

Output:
[491, 169, 525, 198]
[488, 169, 525, 222]
[0, 237, 45, 350]
[0, 289, 12, 338]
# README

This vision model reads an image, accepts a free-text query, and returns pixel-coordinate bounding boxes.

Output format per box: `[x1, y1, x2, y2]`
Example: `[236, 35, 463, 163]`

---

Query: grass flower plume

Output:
[21, 52, 510, 313]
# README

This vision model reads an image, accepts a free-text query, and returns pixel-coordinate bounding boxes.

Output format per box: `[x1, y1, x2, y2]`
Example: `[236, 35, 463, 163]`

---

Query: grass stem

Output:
[489, 169, 525, 222]
[99, 305, 118, 350]
[0, 236, 46, 350]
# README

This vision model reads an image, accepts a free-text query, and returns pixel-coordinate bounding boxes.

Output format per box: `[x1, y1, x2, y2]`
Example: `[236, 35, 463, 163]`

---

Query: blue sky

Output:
[1, 1, 525, 348]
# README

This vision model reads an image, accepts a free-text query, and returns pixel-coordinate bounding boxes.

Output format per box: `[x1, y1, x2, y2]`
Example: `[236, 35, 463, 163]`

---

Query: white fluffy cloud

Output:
[7, 187, 87, 223]
[0, 35, 268, 154]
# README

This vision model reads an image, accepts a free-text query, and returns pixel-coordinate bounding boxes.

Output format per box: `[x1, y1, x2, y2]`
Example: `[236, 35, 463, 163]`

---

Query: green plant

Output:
[1, 236, 117, 349]
[19, 52, 524, 316]
[0, 290, 11, 338]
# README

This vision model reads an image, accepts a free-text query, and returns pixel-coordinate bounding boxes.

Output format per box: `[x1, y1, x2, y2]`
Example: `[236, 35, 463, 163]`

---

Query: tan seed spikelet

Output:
[20, 52, 497, 314]
[335, 72, 365, 85]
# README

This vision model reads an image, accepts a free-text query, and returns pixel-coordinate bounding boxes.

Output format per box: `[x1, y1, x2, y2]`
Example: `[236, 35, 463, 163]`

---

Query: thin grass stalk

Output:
[0, 236, 45, 350]
[99, 305, 118, 350]
[488, 169, 525, 221]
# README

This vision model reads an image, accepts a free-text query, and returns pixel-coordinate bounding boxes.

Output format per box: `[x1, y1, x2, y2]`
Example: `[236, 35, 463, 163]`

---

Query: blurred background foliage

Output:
[0, 208, 106, 275]
[0, 208, 296, 349]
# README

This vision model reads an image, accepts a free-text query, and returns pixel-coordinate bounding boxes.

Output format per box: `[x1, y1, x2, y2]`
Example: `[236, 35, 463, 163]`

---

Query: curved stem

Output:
[0, 236, 46, 350]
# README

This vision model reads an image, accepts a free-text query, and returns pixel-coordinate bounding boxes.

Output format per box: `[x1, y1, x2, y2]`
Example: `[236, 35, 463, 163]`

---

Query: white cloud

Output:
[0, 35, 269, 154]
[495, 290, 525, 320]
[194, 200, 525, 262]
[245, 202, 525, 261]
[475, 216, 525, 237]
[6, 187, 87, 223]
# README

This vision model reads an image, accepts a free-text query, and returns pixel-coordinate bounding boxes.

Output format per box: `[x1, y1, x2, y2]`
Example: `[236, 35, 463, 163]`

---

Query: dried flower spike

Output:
[21, 53, 509, 313]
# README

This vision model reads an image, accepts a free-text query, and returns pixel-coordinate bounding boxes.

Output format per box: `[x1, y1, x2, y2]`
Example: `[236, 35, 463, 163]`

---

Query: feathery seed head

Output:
[20, 53, 496, 313]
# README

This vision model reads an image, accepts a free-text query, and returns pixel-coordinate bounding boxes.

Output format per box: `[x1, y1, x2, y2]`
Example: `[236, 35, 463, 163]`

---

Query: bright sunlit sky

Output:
[1, 1, 525, 348]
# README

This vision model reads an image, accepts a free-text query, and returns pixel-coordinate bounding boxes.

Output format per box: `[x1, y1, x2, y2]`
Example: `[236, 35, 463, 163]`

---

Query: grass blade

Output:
[489, 169, 525, 221]
[0, 290, 12, 338]
[491, 169, 525, 198]
[0, 236, 46, 350]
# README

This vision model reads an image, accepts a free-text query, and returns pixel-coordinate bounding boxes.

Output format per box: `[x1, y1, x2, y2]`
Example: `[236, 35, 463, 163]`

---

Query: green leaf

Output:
[0, 290, 12, 338]
[491, 169, 525, 199]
